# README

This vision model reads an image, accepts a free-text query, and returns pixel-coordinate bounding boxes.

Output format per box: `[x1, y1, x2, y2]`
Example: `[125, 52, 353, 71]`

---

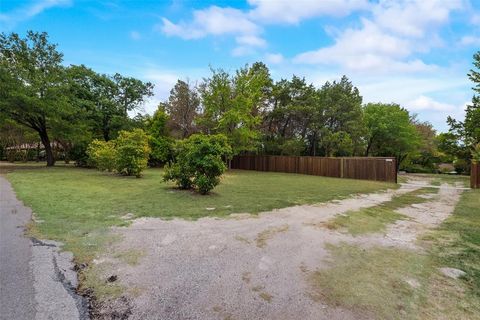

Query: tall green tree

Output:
[262, 76, 316, 155]
[146, 104, 173, 164]
[67, 65, 154, 141]
[364, 103, 420, 169]
[447, 51, 480, 149]
[465, 52, 480, 144]
[112, 73, 154, 115]
[199, 62, 272, 155]
[0, 31, 72, 166]
[314, 76, 364, 156]
[443, 51, 480, 168]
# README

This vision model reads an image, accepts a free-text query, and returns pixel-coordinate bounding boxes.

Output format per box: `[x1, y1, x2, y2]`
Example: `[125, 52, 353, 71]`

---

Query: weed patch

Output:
[255, 224, 289, 248]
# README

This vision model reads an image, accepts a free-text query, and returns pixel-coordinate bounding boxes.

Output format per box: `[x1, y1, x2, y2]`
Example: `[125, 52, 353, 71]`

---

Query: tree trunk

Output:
[365, 143, 371, 156]
[365, 136, 374, 156]
[39, 128, 55, 166]
[36, 142, 40, 162]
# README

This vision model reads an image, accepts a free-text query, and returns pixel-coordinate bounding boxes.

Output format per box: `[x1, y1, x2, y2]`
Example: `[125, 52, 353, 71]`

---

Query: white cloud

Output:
[235, 35, 266, 48]
[471, 12, 480, 25]
[373, 0, 463, 38]
[139, 70, 179, 114]
[0, 0, 71, 30]
[294, 18, 435, 73]
[408, 95, 456, 111]
[293, 0, 462, 74]
[265, 53, 284, 64]
[158, 5, 266, 57]
[129, 31, 141, 40]
[460, 35, 480, 46]
[231, 46, 256, 57]
[157, 0, 370, 56]
[158, 6, 259, 40]
[248, 0, 369, 24]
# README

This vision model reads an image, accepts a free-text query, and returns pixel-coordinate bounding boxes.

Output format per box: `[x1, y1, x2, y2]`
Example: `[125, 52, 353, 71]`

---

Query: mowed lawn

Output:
[6, 165, 393, 262]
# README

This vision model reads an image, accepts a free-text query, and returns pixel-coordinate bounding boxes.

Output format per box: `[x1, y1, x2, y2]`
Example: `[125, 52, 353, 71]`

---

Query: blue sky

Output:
[1, 0, 479, 132]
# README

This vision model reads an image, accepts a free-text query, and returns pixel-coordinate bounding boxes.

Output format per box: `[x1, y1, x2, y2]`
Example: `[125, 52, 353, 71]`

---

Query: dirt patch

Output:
[92, 182, 461, 319]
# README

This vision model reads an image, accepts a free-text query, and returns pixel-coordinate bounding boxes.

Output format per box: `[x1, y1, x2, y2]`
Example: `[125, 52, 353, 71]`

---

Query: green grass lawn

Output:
[6, 166, 393, 262]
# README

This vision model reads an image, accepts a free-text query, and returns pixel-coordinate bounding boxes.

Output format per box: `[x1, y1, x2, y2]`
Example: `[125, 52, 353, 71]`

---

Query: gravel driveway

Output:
[93, 179, 462, 320]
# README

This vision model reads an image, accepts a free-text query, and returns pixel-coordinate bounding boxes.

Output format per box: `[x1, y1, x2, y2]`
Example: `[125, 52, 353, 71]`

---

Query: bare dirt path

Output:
[95, 179, 461, 320]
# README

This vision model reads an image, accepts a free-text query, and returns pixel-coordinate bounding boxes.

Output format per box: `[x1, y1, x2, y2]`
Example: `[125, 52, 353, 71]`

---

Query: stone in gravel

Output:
[107, 275, 118, 282]
[405, 278, 420, 288]
[439, 267, 466, 279]
[121, 213, 135, 220]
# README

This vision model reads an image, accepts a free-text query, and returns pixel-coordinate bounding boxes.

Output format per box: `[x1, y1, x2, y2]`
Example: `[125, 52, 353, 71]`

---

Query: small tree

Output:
[147, 105, 174, 165]
[164, 134, 232, 194]
[115, 129, 150, 177]
[86, 140, 117, 171]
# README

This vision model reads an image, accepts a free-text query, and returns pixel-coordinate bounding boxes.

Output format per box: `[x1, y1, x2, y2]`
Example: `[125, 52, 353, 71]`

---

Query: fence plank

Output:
[472, 163, 480, 189]
[231, 155, 397, 183]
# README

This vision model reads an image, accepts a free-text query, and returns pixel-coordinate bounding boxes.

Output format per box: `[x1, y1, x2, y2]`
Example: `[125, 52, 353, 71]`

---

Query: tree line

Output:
[1, 31, 479, 173]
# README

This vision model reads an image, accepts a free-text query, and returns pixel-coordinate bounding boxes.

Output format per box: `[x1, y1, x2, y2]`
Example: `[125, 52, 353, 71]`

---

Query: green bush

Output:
[70, 142, 90, 167]
[402, 164, 436, 174]
[149, 136, 174, 166]
[164, 134, 232, 194]
[115, 129, 151, 177]
[453, 158, 469, 174]
[280, 139, 305, 156]
[163, 161, 193, 189]
[86, 140, 117, 172]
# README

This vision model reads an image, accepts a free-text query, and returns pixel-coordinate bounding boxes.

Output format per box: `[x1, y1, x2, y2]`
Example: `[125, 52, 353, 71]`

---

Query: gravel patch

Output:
[94, 181, 461, 319]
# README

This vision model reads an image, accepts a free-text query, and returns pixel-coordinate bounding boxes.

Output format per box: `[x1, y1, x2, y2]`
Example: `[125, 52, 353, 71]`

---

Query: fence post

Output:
[472, 162, 479, 189]
[340, 158, 344, 178]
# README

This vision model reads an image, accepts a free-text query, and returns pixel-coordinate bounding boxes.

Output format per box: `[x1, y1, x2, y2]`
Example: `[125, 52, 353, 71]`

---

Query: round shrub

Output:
[149, 135, 174, 166]
[86, 139, 117, 172]
[164, 134, 232, 194]
[115, 129, 151, 177]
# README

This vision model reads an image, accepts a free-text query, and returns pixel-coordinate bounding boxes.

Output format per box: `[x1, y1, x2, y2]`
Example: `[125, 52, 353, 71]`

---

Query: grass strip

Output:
[325, 187, 438, 235]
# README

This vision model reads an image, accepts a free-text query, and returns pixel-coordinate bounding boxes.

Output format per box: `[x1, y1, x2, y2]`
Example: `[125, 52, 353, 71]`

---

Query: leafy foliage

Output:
[115, 129, 151, 177]
[472, 143, 480, 163]
[146, 106, 173, 164]
[446, 51, 480, 164]
[199, 63, 271, 155]
[164, 134, 232, 194]
[0, 31, 71, 166]
[87, 140, 117, 172]
[364, 103, 420, 168]
[2, 30, 472, 175]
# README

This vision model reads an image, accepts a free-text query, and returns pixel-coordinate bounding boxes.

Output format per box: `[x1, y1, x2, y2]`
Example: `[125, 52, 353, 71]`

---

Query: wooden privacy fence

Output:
[472, 162, 480, 189]
[231, 155, 397, 183]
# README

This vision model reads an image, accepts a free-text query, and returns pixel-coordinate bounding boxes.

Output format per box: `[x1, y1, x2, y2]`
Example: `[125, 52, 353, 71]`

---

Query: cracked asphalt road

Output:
[0, 175, 88, 320]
